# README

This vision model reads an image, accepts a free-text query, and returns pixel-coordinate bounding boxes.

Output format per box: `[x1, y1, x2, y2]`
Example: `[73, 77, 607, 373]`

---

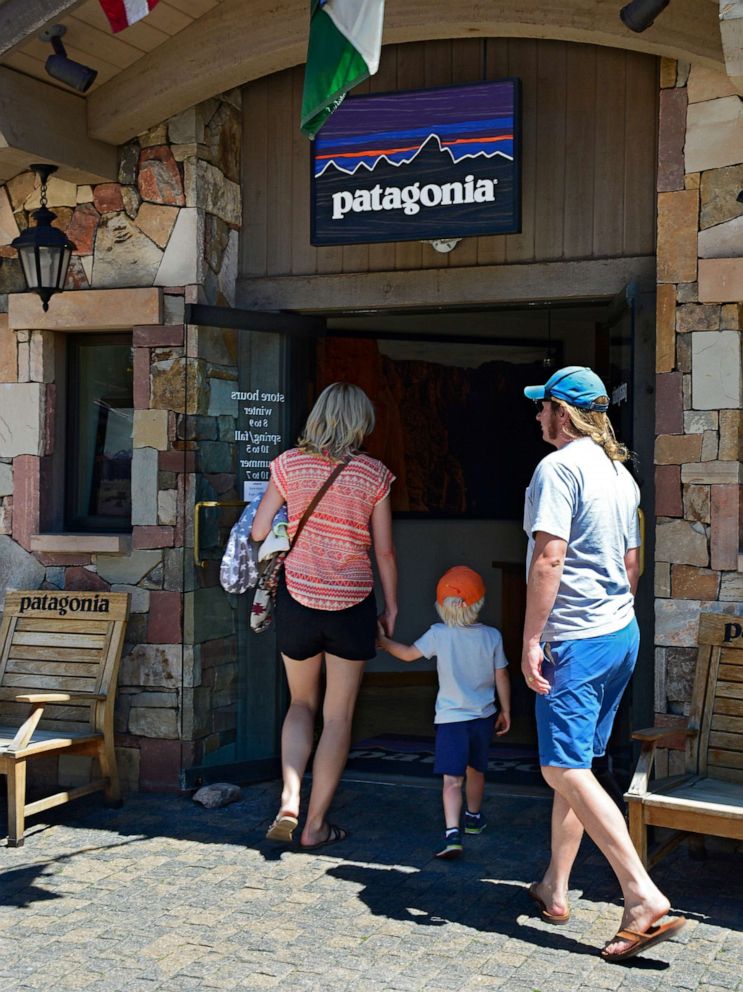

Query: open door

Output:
[180, 306, 321, 787]
[597, 282, 656, 773]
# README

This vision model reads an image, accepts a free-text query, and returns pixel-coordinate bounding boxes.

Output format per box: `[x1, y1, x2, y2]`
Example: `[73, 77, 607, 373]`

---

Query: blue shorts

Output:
[434, 714, 496, 776]
[536, 618, 640, 769]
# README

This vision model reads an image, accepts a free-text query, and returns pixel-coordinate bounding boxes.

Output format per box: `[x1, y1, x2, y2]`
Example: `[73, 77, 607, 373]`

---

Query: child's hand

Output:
[495, 711, 510, 736]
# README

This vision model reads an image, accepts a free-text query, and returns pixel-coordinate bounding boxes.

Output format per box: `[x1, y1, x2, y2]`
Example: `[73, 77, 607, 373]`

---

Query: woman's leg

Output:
[301, 652, 365, 845]
[279, 652, 323, 817]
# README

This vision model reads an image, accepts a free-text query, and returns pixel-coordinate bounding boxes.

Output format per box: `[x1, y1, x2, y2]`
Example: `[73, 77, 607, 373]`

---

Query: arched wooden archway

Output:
[88, 0, 724, 144]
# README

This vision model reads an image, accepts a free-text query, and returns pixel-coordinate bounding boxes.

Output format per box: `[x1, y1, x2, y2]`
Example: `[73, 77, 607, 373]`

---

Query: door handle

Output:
[194, 500, 246, 568]
[637, 507, 645, 577]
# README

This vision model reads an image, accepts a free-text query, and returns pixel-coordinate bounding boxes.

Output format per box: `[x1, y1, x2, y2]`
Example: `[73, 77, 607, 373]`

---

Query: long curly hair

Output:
[552, 399, 630, 462]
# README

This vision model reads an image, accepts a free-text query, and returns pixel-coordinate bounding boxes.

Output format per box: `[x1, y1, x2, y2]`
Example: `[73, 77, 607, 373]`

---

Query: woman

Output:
[251, 382, 397, 850]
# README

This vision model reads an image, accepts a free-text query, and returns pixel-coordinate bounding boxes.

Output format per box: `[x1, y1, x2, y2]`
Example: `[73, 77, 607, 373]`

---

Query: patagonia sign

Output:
[724, 622, 743, 643]
[19, 593, 111, 617]
[311, 79, 521, 246]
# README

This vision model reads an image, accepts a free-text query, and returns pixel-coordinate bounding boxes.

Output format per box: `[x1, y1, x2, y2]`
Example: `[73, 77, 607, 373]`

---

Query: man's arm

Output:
[522, 530, 567, 695]
[624, 546, 640, 596]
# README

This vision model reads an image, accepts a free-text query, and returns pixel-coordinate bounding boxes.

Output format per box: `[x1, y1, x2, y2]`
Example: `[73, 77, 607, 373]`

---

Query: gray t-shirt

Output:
[413, 623, 509, 724]
[524, 437, 641, 641]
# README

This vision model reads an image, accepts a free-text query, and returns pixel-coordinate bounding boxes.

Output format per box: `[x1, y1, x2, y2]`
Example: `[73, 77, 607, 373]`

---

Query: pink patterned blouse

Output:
[270, 448, 395, 611]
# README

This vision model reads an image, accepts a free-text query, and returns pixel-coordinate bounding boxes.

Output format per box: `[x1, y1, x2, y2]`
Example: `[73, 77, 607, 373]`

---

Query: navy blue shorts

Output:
[433, 714, 496, 776]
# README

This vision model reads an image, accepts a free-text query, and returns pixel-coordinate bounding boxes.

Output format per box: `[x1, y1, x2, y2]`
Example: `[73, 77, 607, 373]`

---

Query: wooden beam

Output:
[0, 0, 85, 57]
[236, 257, 656, 313]
[87, 0, 724, 145]
[0, 68, 117, 184]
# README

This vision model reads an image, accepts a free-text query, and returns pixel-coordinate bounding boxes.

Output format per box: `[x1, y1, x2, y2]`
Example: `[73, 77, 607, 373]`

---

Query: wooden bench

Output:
[625, 611, 743, 867]
[0, 590, 129, 847]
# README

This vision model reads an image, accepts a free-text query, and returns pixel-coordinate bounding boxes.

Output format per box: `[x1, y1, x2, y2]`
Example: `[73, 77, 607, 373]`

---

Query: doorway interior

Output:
[307, 297, 652, 784]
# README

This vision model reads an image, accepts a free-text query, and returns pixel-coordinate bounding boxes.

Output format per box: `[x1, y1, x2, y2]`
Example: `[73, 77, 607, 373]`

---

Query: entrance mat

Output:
[346, 733, 544, 787]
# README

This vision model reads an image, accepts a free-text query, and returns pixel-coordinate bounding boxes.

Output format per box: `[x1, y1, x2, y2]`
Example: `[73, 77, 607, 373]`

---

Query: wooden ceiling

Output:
[2, 0, 224, 94]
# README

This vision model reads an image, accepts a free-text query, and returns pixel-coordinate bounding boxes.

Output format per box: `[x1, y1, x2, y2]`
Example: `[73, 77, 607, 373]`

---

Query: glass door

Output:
[181, 309, 319, 786]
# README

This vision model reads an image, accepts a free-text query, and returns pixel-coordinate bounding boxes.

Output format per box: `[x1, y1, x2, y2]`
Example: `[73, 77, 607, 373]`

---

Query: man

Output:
[521, 366, 685, 962]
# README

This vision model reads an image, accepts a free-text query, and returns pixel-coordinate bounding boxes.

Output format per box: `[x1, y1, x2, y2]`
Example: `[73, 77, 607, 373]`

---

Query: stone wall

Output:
[653, 60, 743, 773]
[0, 91, 242, 791]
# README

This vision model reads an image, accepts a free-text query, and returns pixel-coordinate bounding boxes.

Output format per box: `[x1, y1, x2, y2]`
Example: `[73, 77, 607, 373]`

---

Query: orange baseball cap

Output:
[436, 566, 485, 606]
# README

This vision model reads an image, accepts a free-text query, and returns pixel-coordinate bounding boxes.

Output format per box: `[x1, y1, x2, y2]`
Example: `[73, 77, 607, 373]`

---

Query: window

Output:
[65, 334, 133, 532]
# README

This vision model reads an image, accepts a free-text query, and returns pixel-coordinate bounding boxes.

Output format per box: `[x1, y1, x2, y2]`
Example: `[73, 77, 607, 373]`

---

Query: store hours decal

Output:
[233, 389, 286, 502]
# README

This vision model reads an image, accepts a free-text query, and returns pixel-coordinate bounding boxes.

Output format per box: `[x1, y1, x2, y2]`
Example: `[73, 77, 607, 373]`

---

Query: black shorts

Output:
[275, 577, 377, 661]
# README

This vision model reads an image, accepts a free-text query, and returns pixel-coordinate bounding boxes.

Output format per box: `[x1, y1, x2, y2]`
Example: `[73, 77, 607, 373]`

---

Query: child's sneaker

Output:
[435, 828, 463, 859]
[464, 811, 487, 834]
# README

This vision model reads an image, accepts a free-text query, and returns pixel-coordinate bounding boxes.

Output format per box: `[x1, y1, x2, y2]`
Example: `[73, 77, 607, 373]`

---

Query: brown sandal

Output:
[601, 916, 686, 962]
[265, 813, 299, 843]
[527, 883, 571, 924]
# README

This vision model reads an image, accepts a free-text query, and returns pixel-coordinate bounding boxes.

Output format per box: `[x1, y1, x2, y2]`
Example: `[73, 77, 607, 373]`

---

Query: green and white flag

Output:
[301, 0, 385, 139]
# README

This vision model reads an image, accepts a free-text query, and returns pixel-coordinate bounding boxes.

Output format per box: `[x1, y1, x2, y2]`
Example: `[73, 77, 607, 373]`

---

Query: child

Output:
[377, 565, 511, 859]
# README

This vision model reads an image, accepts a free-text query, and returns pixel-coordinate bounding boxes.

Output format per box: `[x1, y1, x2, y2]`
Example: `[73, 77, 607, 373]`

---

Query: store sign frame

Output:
[310, 78, 521, 247]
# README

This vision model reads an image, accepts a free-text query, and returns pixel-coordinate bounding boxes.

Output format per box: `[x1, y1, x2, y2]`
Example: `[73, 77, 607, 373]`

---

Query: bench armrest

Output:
[631, 726, 696, 742]
[14, 692, 107, 703]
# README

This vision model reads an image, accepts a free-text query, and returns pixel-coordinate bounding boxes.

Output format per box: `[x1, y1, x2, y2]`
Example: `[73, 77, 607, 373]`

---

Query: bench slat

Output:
[711, 713, 743, 734]
[708, 730, 743, 752]
[708, 749, 743, 769]
[11, 632, 106, 648]
[720, 665, 743, 683]
[6, 660, 103, 677]
[16, 618, 111, 634]
[8, 646, 105, 664]
[1, 674, 98, 691]
[720, 648, 743, 666]
[713, 698, 743, 718]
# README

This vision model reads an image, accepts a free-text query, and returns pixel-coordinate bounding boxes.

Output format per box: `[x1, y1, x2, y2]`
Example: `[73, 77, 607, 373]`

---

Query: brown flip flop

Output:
[265, 813, 299, 843]
[601, 916, 686, 962]
[527, 883, 571, 924]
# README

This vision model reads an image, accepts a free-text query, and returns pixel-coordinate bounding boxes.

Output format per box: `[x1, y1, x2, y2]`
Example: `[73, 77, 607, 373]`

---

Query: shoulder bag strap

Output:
[290, 456, 352, 548]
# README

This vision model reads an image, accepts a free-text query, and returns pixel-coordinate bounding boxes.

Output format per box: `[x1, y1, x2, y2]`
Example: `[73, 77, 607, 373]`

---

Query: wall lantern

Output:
[11, 164, 75, 312]
[619, 0, 670, 32]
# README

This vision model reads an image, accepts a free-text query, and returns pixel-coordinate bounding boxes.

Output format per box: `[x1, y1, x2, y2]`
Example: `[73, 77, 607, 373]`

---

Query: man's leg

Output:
[542, 765, 671, 954]
[531, 788, 583, 919]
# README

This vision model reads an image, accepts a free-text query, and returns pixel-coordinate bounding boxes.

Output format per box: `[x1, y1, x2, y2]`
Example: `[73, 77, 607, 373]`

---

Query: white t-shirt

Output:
[413, 623, 509, 724]
[524, 437, 641, 641]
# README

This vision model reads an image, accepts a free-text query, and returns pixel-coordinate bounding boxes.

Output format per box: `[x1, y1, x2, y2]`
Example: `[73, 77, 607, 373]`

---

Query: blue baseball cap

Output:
[524, 366, 610, 412]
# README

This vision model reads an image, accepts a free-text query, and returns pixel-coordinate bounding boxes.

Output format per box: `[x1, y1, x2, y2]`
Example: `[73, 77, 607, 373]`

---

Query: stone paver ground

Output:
[0, 777, 741, 992]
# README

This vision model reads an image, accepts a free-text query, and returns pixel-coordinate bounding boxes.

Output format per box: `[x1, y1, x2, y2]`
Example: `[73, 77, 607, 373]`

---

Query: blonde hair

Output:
[297, 382, 375, 461]
[436, 596, 485, 627]
[553, 399, 630, 462]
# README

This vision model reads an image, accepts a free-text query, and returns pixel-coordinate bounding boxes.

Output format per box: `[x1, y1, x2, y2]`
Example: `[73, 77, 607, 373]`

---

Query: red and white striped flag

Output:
[99, 0, 160, 33]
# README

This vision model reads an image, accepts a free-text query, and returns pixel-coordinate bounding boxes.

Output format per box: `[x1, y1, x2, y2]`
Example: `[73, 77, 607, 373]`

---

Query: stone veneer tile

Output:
[676, 304, 721, 333]
[700, 430, 718, 461]
[657, 190, 698, 284]
[131, 447, 159, 524]
[0, 383, 43, 456]
[686, 96, 743, 173]
[133, 348, 151, 410]
[682, 461, 742, 484]
[132, 525, 175, 549]
[655, 518, 708, 566]
[699, 216, 743, 260]
[657, 88, 687, 193]
[683, 484, 710, 523]
[719, 410, 743, 460]
[691, 331, 741, 409]
[655, 433, 702, 464]
[655, 562, 671, 597]
[134, 202, 178, 249]
[133, 324, 184, 348]
[11, 454, 40, 551]
[687, 65, 738, 104]
[698, 259, 743, 304]
[154, 208, 202, 287]
[700, 164, 743, 230]
[721, 304, 743, 330]
[147, 590, 182, 644]
[133, 410, 169, 450]
[683, 410, 718, 434]
[655, 465, 682, 517]
[95, 549, 162, 585]
[671, 564, 720, 601]
[0, 187, 20, 245]
[655, 372, 683, 433]
[710, 484, 740, 570]
[0, 314, 16, 382]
